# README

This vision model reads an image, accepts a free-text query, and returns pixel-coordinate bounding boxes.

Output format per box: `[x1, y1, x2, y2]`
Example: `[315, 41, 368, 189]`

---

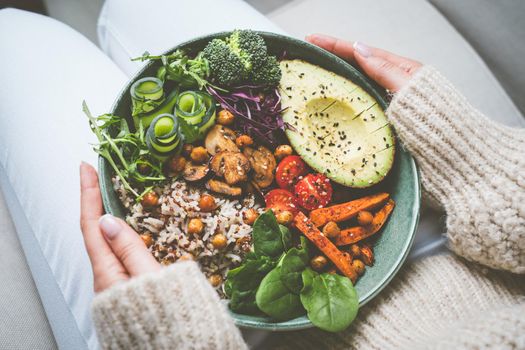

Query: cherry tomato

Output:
[275, 155, 308, 191]
[294, 173, 333, 211]
[264, 189, 299, 215]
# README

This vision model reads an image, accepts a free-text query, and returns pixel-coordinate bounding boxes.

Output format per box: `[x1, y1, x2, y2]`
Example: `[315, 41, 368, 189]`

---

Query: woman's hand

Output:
[306, 34, 422, 92]
[80, 162, 161, 293]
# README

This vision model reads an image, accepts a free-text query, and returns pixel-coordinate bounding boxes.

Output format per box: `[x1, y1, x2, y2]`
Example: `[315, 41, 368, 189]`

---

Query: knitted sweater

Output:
[92, 66, 525, 349]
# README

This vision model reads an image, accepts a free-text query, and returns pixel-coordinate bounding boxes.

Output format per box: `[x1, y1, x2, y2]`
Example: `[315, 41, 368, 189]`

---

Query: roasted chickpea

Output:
[208, 274, 222, 287]
[352, 259, 366, 275]
[178, 254, 194, 262]
[323, 221, 340, 239]
[350, 244, 361, 257]
[310, 255, 328, 271]
[357, 210, 374, 226]
[198, 194, 216, 212]
[190, 146, 209, 164]
[211, 233, 228, 249]
[168, 155, 187, 173]
[274, 145, 293, 160]
[217, 109, 235, 125]
[183, 144, 194, 157]
[141, 191, 159, 208]
[276, 210, 294, 226]
[187, 218, 204, 235]
[243, 208, 259, 225]
[140, 234, 154, 248]
[326, 268, 337, 275]
[235, 134, 254, 148]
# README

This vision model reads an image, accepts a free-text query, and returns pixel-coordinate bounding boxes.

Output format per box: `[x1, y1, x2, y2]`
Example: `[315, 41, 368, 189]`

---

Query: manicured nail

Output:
[353, 41, 371, 58]
[99, 214, 121, 240]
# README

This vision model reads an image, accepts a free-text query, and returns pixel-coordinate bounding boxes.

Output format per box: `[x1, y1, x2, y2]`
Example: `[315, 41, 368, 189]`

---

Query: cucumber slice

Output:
[146, 113, 182, 160]
[130, 77, 165, 116]
[133, 88, 179, 129]
[175, 91, 206, 125]
[176, 91, 217, 143]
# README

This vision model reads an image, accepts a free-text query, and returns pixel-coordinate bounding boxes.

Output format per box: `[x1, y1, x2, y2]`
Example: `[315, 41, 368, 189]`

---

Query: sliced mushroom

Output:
[205, 125, 239, 155]
[183, 162, 209, 182]
[243, 146, 277, 188]
[210, 151, 251, 185]
[206, 179, 242, 196]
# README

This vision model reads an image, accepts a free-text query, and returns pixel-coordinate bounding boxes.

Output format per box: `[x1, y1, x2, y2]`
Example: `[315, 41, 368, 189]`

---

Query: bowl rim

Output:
[99, 30, 421, 331]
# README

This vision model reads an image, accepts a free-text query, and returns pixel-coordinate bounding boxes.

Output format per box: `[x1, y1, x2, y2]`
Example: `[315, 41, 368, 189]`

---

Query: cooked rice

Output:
[113, 176, 261, 293]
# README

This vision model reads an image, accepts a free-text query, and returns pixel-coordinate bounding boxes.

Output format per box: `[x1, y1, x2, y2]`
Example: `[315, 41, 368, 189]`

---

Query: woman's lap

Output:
[0, 8, 127, 350]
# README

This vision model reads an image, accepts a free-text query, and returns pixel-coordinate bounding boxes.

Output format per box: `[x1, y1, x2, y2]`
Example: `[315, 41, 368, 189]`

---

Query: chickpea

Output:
[357, 210, 374, 226]
[243, 208, 259, 225]
[235, 134, 254, 148]
[352, 259, 366, 275]
[178, 254, 194, 262]
[323, 221, 341, 239]
[141, 191, 159, 208]
[199, 194, 217, 212]
[208, 274, 223, 288]
[187, 218, 204, 235]
[276, 210, 294, 226]
[211, 233, 228, 249]
[350, 244, 361, 258]
[190, 146, 209, 164]
[310, 255, 328, 271]
[274, 145, 293, 160]
[327, 268, 337, 275]
[140, 234, 154, 248]
[217, 109, 235, 125]
[183, 144, 194, 157]
[168, 155, 187, 173]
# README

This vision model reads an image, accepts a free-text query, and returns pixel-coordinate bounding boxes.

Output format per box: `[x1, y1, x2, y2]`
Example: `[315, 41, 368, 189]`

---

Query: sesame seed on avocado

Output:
[279, 59, 395, 188]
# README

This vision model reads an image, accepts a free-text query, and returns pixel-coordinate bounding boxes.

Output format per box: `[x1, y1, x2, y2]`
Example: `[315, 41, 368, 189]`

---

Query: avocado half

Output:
[280, 60, 395, 188]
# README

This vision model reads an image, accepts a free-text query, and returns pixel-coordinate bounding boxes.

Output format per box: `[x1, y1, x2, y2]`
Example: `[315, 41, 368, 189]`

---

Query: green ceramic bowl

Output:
[99, 31, 420, 331]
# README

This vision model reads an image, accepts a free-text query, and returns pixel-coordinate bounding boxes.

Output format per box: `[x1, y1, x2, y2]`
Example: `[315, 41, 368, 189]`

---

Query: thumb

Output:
[99, 214, 161, 276]
[353, 42, 412, 92]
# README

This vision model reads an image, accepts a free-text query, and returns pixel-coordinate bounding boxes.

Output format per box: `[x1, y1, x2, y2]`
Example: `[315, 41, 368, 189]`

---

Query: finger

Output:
[358, 45, 421, 74]
[99, 214, 161, 276]
[306, 34, 355, 62]
[80, 162, 129, 290]
[353, 44, 413, 92]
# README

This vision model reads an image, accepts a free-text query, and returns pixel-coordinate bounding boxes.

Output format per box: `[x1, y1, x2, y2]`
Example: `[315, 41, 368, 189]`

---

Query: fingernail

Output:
[353, 41, 371, 58]
[99, 214, 121, 240]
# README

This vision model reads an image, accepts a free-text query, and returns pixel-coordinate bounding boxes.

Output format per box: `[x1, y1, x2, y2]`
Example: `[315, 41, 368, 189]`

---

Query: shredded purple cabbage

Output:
[207, 85, 291, 147]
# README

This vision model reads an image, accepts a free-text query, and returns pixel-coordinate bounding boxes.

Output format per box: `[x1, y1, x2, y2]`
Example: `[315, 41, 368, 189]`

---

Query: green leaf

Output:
[255, 267, 305, 320]
[280, 247, 309, 294]
[300, 268, 317, 293]
[253, 210, 288, 258]
[300, 273, 359, 332]
[225, 254, 276, 314]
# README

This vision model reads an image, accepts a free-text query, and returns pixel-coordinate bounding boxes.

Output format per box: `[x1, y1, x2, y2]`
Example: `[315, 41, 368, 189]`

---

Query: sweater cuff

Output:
[386, 66, 525, 207]
[92, 261, 247, 350]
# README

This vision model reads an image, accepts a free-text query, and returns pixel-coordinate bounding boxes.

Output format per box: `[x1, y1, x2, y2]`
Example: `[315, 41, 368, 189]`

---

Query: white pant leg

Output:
[0, 9, 127, 350]
[98, 0, 284, 76]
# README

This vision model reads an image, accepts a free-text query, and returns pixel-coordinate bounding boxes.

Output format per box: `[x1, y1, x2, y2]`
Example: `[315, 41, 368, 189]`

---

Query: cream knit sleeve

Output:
[91, 261, 247, 350]
[386, 66, 525, 273]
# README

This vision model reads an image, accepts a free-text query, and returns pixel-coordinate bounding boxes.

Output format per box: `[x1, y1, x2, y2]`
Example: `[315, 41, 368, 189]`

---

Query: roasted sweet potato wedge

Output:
[294, 212, 357, 283]
[335, 199, 395, 246]
[309, 193, 390, 227]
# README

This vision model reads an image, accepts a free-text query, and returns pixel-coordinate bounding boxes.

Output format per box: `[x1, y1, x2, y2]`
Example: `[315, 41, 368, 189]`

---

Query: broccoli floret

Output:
[202, 30, 282, 87]
[250, 56, 281, 86]
[202, 38, 248, 86]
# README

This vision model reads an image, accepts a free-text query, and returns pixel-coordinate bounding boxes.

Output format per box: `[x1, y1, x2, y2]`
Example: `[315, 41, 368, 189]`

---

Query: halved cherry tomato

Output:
[264, 189, 299, 215]
[294, 173, 333, 211]
[275, 155, 308, 191]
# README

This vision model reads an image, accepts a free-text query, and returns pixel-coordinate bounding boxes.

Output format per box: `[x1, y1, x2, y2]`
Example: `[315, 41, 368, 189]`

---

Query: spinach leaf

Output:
[255, 267, 305, 320]
[253, 210, 291, 258]
[300, 268, 317, 293]
[280, 246, 309, 294]
[300, 273, 359, 332]
[226, 253, 276, 314]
